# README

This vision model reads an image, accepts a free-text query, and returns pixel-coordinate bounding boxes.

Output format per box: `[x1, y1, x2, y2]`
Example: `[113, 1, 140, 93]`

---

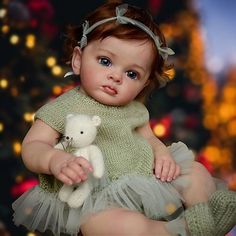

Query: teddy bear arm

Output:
[89, 145, 105, 178]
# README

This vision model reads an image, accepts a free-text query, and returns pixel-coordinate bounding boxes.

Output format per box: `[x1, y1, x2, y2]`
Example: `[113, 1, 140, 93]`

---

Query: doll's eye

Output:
[99, 57, 112, 67]
[126, 70, 138, 80]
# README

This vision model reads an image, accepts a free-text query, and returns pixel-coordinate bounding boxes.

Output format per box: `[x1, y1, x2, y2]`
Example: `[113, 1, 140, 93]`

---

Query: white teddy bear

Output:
[54, 114, 105, 208]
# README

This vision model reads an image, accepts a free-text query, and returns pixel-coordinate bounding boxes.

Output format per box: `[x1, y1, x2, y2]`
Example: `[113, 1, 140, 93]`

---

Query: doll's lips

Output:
[102, 85, 117, 95]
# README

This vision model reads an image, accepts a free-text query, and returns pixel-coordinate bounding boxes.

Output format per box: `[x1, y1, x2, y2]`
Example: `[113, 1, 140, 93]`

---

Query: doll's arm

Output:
[136, 122, 169, 155]
[22, 119, 93, 184]
[136, 122, 180, 181]
[89, 145, 105, 178]
[22, 119, 62, 174]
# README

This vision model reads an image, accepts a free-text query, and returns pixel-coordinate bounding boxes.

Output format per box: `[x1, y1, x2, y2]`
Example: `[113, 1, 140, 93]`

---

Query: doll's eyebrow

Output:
[97, 48, 116, 57]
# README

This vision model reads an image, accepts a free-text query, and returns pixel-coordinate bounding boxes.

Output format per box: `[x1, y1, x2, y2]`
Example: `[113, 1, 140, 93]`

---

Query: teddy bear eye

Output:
[66, 136, 70, 140]
[80, 131, 84, 134]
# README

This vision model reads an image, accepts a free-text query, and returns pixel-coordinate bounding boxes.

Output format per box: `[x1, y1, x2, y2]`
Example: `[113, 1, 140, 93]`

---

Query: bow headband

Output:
[79, 4, 175, 61]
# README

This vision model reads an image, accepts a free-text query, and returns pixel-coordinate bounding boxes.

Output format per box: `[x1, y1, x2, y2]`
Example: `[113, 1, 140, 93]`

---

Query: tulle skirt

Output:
[12, 142, 195, 235]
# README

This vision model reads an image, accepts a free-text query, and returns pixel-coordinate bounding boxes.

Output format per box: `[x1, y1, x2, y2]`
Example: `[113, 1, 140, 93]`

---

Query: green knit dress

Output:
[12, 87, 195, 236]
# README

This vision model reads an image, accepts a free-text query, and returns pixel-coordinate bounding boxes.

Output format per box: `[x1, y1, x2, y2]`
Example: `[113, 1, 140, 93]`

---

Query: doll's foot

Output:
[184, 202, 215, 236]
[209, 190, 236, 236]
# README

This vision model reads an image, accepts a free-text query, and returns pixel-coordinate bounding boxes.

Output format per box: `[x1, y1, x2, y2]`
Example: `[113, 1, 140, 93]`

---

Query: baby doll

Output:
[12, 2, 236, 236]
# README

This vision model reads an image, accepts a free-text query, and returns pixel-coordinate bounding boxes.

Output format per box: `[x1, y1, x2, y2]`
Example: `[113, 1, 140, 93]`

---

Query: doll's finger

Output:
[57, 172, 73, 185]
[167, 162, 176, 182]
[75, 157, 93, 172]
[160, 161, 170, 181]
[67, 161, 88, 181]
[61, 166, 78, 183]
[155, 159, 163, 178]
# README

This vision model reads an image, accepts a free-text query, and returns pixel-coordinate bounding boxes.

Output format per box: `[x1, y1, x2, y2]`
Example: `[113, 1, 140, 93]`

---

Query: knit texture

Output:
[185, 202, 215, 236]
[209, 190, 236, 236]
[35, 87, 154, 192]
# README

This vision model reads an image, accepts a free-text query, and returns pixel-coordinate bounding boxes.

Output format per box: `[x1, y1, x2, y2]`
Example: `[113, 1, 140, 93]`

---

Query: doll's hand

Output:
[49, 150, 93, 185]
[154, 151, 180, 182]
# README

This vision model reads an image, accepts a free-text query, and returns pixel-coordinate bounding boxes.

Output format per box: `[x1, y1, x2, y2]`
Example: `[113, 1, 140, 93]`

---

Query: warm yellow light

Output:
[0, 122, 4, 132]
[2, 24, 9, 33]
[203, 115, 218, 130]
[220, 148, 232, 166]
[46, 56, 56, 67]
[52, 65, 62, 76]
[0, 8, 7, 18]
[11, 87, 18, 96]
[219, 103, 235, 122]
[26, 34, 36, 48]
[24, 112, 35, 122]
[227, 120, 236, 137]
[10, 34, 20, 44]
[13, 141, 21, 155]
[222, 86, 236, 102]
[165, 203, 177, 214]
[165, 68, 175, 80]
[202, 84, 217, 104]
[0, 78, 8, 89]
[52, 85, 62, 95]
[27, 232, 36, 236]
[15, 175, 24, 183]
[153, 124, 166, 137]
[159, 24, 173, 38]
[203, 146, 221, 163]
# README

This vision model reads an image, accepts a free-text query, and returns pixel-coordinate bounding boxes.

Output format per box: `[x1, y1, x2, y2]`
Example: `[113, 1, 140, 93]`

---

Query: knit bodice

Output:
[35, 87, 154, 192]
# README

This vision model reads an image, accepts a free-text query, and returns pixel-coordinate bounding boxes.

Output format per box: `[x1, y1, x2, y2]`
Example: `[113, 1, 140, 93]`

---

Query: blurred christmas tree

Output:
[0, 0, 235, 235]
[0, 0, 73, 234]
[146, 0, 236, 189]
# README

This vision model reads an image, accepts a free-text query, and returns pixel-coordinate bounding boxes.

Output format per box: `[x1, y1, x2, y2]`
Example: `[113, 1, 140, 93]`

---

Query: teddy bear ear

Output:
[92, 115, 101, 127]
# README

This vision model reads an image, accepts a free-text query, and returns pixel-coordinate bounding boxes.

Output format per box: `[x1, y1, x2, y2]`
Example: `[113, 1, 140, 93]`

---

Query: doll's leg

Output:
[166, 162, 217, 235]
[172, 161, 236, 235]
[180, 161, 216, 207]
[81, 208, 171, 236]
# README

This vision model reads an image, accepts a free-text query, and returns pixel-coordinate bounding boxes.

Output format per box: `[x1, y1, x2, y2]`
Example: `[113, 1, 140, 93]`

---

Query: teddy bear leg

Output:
[58, 185, 74, 202]
[67, 181, 91, 208]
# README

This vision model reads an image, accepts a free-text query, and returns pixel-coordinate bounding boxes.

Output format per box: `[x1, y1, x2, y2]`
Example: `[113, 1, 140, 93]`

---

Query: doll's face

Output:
[72, 36, 155, 106]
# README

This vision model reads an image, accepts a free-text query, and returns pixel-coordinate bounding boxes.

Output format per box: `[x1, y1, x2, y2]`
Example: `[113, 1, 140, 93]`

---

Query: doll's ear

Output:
[144, 79, 150, 87]
[71, 46, 82, 75]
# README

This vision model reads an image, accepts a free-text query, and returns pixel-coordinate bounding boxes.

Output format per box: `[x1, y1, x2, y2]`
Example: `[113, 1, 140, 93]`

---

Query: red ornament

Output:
[149, 0, 163, 15]
[11, 178, 38, 198]
[185, 115, 199, 129]
[197, 153, 214, 173]
[27, 0, 58, 38]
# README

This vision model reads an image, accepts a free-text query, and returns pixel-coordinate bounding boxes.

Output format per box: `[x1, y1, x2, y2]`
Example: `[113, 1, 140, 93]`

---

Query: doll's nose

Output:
[108, 72, 122, 84]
